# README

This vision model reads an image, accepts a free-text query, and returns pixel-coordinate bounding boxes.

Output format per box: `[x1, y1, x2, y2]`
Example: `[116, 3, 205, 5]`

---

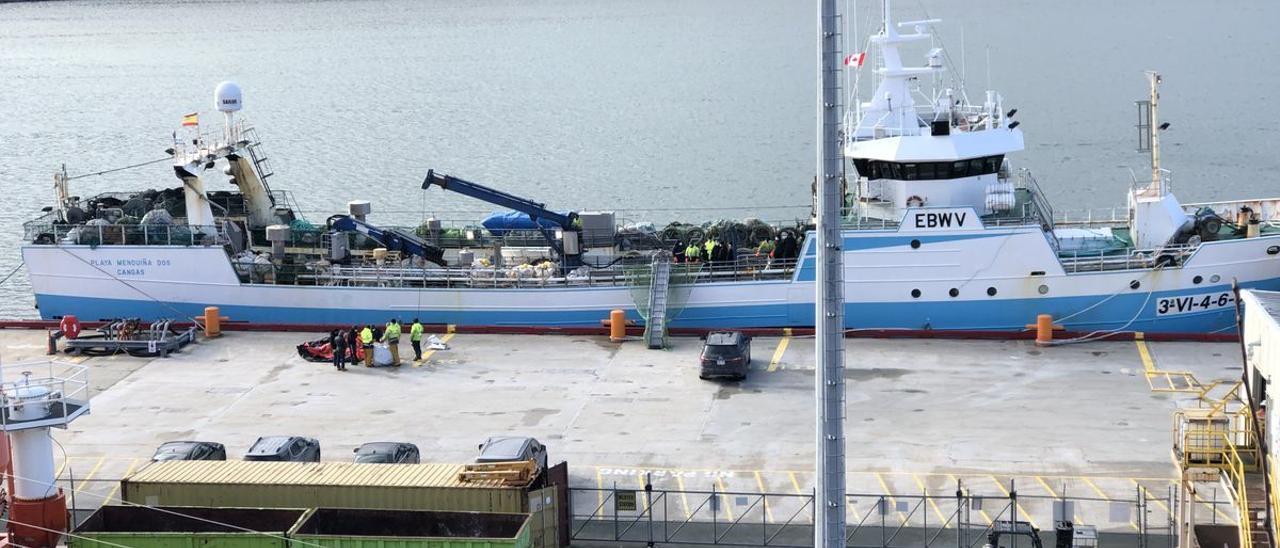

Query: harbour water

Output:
[1, 0, 1277, 319]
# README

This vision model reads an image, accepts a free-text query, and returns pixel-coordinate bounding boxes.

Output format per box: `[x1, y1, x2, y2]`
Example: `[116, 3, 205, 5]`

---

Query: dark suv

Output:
[151, 441, 226, 462]
[353, 442, 420, 464]
[699, 331, 751, 380]
[243, 436, 321, 462]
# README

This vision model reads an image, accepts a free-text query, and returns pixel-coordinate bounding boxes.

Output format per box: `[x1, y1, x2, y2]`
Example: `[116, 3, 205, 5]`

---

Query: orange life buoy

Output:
[59, 315, 81, 340]
[906, 195, 926, 208]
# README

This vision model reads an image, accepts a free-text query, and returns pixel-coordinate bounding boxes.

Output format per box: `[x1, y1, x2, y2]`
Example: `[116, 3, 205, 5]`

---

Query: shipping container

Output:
[122, 461, 528, 514]
[288, 508, 532, 548]
[69, 505, 307, 548]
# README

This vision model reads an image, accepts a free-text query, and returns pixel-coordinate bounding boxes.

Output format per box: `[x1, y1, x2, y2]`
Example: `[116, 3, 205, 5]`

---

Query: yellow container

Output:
[121, 461, 528, 515]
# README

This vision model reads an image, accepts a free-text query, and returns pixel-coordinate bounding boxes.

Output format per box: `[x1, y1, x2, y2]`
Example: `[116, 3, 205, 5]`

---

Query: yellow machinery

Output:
[1173, 382, 1272, 548]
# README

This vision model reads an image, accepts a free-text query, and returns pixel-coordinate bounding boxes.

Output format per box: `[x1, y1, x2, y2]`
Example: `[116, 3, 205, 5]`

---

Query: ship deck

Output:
[0, 329, 1241, 533]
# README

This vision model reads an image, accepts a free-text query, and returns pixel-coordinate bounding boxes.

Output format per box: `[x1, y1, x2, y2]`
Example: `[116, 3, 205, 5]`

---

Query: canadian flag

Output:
[843, 52, 866, 67]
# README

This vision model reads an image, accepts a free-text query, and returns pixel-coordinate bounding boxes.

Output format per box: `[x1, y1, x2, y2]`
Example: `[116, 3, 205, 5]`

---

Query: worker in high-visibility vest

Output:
[409, 318, 424, 362]
[382, 319, 402, 366]
[704, 238, 719, 265]
[360, 325, 375, 367]
[685, 242, 701, 263]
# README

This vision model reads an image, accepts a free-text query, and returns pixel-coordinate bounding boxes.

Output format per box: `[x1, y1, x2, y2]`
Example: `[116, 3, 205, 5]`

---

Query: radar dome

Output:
[214, 81, 243, 113]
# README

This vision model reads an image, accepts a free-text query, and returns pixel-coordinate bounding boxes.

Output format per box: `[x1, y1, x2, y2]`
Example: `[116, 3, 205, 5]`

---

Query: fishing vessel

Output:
[20, 5, 1280, 337]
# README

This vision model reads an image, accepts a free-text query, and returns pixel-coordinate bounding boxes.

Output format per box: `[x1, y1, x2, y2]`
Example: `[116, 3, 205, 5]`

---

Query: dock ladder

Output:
[645, 253, 672, 349]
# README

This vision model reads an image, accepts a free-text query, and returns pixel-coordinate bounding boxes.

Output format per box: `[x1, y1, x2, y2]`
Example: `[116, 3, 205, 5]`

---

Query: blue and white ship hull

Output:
[25, 211, 1280, 335]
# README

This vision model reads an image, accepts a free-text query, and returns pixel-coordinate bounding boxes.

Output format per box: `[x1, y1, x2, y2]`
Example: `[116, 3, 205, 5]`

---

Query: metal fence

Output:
[569, 478, 1203, 548]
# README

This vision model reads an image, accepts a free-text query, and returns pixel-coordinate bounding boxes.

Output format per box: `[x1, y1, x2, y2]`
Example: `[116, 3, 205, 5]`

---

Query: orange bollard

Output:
[1026, 313, 1063, 346]
[204, 306, 222, 338]
[609, 309, 626, 342]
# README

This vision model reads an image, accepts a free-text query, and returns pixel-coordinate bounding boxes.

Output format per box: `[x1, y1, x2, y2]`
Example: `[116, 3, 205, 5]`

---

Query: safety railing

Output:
[0, 361, 91, 430]
[25, 222, 227, 247]
[1058, 243, 1198, 273]
[1174, 400, 1261, 548]
[289, 257, 800, 290]
[570, 477, 1174, 547]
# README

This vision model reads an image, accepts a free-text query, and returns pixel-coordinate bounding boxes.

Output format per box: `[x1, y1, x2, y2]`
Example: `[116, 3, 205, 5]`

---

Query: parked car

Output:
[151, 441, 226, 462]
[243, 436, 321, 462]
[353, 442, 420, 464]
[699, 331, 751, 380]
[476, 436, 548, 475]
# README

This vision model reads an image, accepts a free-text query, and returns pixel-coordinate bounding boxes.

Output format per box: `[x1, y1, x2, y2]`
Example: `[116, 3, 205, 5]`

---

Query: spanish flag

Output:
[181, 112, 198, 127]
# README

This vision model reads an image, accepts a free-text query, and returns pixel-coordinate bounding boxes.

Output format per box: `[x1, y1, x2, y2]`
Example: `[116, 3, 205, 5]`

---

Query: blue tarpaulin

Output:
[481, 211, 564, 236]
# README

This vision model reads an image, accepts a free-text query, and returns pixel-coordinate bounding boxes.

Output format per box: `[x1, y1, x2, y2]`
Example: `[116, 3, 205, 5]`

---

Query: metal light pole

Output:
[814, 0, 847, 545]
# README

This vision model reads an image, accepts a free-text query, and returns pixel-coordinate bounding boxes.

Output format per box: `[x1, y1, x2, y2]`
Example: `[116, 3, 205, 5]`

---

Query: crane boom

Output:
[327, 215, 447, 266]
[422, 169, 582, 271]
[422, 170, 576, 228]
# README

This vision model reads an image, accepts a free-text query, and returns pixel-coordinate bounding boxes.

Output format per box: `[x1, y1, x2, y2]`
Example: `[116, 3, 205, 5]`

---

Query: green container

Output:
[69, 505, 308, 548]
[287, 508, 531, 548]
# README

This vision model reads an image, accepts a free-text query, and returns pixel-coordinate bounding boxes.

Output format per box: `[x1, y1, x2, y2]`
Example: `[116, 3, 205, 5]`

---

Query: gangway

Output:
[645, 253, 672, 349]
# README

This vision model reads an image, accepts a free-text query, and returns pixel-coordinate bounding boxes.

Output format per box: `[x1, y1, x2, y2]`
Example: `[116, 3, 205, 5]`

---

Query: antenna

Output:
[985, 45, 991, 91]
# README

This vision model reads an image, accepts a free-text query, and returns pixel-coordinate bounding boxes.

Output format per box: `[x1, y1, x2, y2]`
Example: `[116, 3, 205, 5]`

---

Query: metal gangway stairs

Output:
[1173, 382, 1275, 548]
[645, 253, 672, 349]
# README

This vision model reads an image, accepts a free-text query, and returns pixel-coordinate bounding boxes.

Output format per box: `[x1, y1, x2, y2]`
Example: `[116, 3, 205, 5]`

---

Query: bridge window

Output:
[852, 155, 1004, 181]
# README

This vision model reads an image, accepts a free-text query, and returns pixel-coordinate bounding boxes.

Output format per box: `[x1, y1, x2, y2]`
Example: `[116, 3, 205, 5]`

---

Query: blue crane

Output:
[422, 169, 583, 270]
[326, 215, 447, 266]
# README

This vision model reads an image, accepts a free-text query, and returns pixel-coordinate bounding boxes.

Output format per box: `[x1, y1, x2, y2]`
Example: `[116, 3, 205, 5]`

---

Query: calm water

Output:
[1, 0, 1277, 318]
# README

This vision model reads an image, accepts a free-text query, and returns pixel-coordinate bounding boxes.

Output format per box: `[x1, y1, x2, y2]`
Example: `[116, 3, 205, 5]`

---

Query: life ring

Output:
[59, 315, 82, 340]
[906, 195, 926, 208]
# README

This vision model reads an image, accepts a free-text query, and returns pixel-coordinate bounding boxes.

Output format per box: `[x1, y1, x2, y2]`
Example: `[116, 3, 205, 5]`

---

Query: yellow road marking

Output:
[596, 467, 605, 510]
[1191, 490, 1233, 523]
[715, 476, 736, 521]
[1036, 476, 1084, 526]
[55, 458, 68, 479]
[1132, 480, 1170, 514]
[1083, 477, 1137, 531]
[414, 333, 455, 367]
[755, 471, 777, 523]
[788, 471, 814, 524]
[912, 473, 948, 525]
[102, 458, 142, 504]
[675, 473, 693, 520]
[637, 474, 651, 513]
[75, 455, 107, 491]
[952, 474, 991, 525]
[876, 472, 908, 525]
[767, 336, 791, 372]
[989, 476, 1038, 530]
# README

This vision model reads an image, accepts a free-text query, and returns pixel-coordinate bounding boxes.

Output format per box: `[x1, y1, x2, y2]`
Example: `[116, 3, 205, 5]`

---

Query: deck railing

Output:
[1058, 243, 1197, 273]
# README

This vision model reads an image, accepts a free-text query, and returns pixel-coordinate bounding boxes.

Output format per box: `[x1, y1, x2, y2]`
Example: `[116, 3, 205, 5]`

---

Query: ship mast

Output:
[815, 0, 847, 547]
[1147, 71, 1163, 195]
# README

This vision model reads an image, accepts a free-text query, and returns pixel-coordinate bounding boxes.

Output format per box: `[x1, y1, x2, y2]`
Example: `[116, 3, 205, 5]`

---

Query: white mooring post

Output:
[815, 0, 848, 545]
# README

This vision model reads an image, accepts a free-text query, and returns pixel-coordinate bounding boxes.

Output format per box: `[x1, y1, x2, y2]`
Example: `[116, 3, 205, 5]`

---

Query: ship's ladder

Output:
[645, 253, 672, 349]
[240, 127, 277, 200]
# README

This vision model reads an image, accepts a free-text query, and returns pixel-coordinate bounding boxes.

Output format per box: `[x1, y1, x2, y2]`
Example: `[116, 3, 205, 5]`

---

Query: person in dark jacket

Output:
[346, 326, 360, 362]
[329, 330, 347, 371]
